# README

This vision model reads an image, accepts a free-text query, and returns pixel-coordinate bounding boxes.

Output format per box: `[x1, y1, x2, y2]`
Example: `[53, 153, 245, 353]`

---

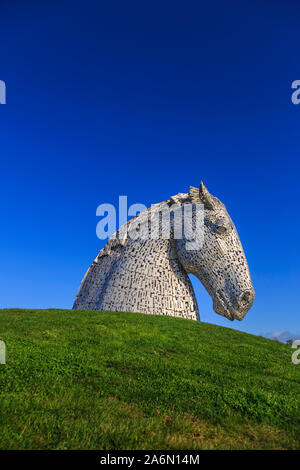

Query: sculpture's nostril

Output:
[242, 292, 250, 303]
[238, 290, 253, 308]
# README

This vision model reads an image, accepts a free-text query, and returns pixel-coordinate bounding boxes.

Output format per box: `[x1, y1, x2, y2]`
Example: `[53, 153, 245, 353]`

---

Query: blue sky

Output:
[0, 1, 299, 336]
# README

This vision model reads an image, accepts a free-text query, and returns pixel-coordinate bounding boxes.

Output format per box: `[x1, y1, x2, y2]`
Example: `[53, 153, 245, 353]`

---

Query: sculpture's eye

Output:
[215, 224, 227, 235]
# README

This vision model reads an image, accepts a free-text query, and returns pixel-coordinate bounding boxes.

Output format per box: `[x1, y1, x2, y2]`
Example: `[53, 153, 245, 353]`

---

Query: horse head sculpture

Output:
[176, 183, 254, 321]
[73, 183, 254, 321]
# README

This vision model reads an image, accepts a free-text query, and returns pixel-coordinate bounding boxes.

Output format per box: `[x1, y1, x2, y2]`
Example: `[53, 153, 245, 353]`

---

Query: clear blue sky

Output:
[0, 1, 299, 337]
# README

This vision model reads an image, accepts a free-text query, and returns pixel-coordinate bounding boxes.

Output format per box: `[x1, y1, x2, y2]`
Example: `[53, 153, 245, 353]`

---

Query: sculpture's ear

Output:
[199, 182, 217, 210]
[189, 182, 217, 210]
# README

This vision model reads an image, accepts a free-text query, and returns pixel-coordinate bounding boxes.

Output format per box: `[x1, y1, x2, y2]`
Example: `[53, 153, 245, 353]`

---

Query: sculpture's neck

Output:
[99, 237, 199, 320]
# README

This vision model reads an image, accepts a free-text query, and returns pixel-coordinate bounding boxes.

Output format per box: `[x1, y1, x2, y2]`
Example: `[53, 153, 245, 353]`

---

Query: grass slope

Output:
[0, 309, 299, 450]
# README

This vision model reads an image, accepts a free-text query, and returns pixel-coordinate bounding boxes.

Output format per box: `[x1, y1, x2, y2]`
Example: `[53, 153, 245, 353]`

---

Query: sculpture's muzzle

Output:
[213, 287, 255, 321]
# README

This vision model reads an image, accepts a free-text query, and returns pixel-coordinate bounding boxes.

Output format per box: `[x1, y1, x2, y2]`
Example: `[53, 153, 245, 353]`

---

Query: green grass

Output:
[0, 309, 299, 450]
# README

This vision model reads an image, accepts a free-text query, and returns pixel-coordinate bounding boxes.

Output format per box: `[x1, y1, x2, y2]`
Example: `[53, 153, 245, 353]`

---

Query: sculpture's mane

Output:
[98, 185, 224, 259]
[98, 190, 198, 258]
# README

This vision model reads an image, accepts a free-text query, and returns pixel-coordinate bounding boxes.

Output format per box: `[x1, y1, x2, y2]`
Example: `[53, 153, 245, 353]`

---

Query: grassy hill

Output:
[0, 309, 299, 450]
